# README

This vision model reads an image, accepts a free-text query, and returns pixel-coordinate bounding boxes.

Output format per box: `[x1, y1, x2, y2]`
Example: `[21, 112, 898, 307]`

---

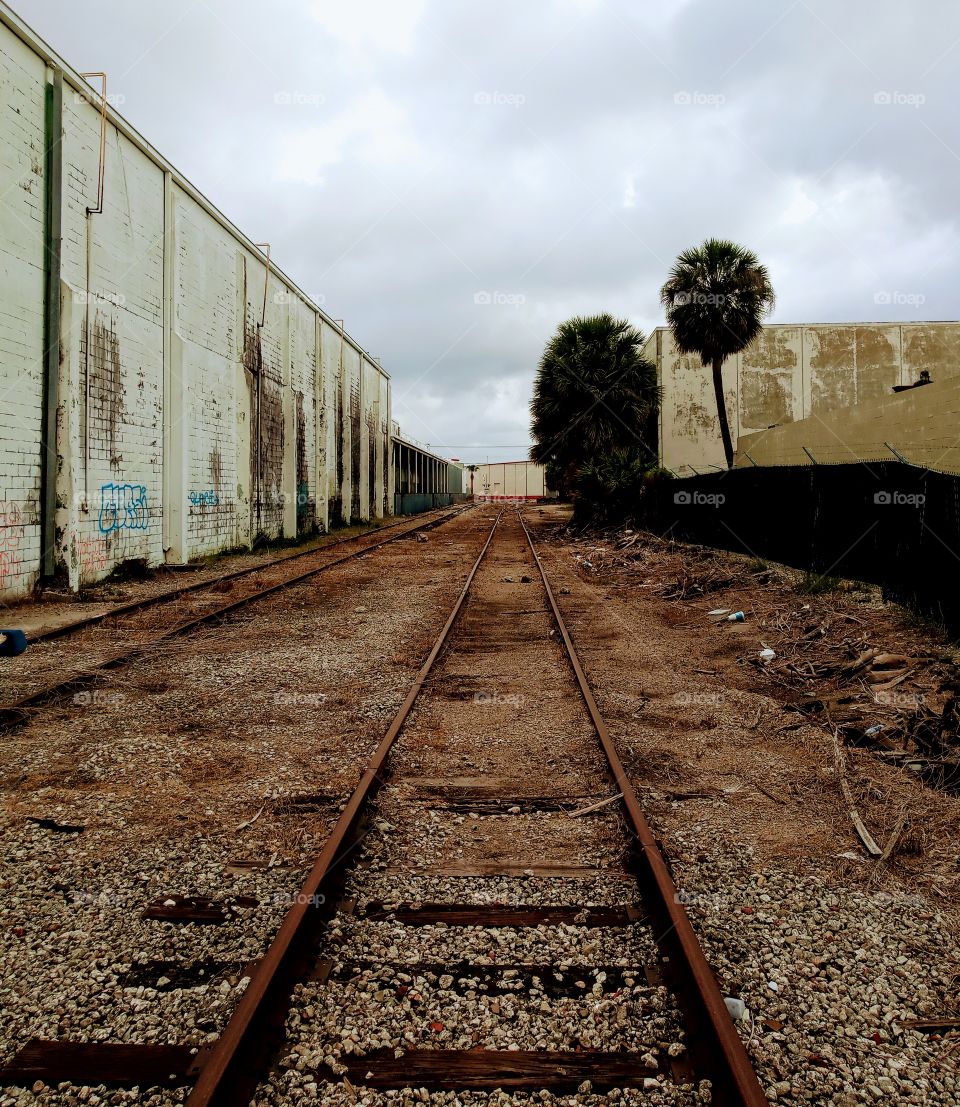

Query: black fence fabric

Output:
[641, 462, 960, 631]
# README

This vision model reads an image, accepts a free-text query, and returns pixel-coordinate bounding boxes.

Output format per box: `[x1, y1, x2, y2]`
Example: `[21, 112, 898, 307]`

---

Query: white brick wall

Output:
[0, 30, 46, 598]
[0, 10, 392, 600]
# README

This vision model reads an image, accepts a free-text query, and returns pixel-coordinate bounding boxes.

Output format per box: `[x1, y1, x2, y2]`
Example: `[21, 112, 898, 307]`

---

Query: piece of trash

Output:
[767, 980, 779, 992]
[26, 817, 85, 833]
[724, 997, 748, 1020]
[707, 608, 729, 617]
[759, 648, 776, 663]
[727, 611, 745, 622]
[163, 898, 178, 907]
[864, 724, 884, 736]
[0, 629, 28, 657]
[415, 533, 428, 542]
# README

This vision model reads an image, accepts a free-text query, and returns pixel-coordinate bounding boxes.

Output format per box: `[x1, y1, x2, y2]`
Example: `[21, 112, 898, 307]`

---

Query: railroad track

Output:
[1, 508, 766, 1105]
[0, 505, 469, 728]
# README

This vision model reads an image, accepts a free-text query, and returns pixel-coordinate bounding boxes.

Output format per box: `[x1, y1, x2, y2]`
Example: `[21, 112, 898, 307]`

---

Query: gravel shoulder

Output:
[527, 505, 960, 1106]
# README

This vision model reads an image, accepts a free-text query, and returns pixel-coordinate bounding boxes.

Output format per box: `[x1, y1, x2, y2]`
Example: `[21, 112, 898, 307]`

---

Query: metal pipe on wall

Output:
[78, 71, 108, 507]
[41, 67, 63, 578]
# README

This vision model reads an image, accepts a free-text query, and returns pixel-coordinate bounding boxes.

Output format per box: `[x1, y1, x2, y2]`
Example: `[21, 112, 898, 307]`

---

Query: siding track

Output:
[1, 508, 767, 1106]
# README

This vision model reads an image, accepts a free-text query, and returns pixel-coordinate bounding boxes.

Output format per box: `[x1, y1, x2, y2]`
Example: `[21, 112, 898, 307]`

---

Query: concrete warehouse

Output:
[0, 3, 457, 602]
[644, 322, 960, 475]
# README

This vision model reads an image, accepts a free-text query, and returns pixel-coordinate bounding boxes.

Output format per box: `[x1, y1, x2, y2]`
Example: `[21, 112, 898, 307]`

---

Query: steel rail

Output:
[27, 507, 468, 646]
[518, 509, 768, 1107]
[185, 510, 503, 1107]
[0, 507, 471, 727]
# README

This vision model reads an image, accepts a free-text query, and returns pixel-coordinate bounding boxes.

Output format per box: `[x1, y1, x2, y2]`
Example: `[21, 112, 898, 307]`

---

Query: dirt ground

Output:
[525, 504, 960, 901]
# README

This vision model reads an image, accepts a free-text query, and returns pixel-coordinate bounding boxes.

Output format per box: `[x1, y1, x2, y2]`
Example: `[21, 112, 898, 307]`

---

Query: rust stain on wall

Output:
[741, 371, 792, 428]
[295, 391, 315, 535]
[209, 444, 223, 496]
[242, 308, 284, 537]
[382, 419, 390, 516]
[855, 327, 899, 404]
[90, 316, 124, 470]
[366, 409, 377, 520]
[903, 325, 960, 379]
[333, 373, 345, 525]
[350, 381, 361, 521]
[742, 328, 799, 371]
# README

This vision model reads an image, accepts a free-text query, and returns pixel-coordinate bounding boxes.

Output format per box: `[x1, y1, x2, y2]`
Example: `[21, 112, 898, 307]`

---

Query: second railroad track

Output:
[1, 507, 767, 1106]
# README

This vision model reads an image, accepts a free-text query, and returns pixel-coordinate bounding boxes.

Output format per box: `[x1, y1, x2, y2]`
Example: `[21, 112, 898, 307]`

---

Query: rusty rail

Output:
[1, 506, 471, 727]
[185, 510, 503, 1107]
[517, 509, 768, 1107]
[28, 507, 468, 646]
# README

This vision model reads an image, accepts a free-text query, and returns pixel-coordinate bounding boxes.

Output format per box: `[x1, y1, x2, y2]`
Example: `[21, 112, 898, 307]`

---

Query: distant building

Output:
[471, 461, 555, 501]
[642, 322, 960, 475]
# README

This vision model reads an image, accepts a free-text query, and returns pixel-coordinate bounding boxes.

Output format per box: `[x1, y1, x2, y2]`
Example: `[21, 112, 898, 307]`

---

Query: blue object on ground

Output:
[0, 629, 28, 657]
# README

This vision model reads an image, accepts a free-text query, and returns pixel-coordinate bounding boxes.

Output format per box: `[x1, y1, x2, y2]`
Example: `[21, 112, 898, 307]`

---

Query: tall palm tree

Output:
[529, 313, 659, 493]
[660, 239, 775, 469]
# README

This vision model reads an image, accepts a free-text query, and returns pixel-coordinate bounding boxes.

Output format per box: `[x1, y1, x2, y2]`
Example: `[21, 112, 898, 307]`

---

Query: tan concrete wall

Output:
[735, 376, 960, 473]
[649, 323, 960, 475]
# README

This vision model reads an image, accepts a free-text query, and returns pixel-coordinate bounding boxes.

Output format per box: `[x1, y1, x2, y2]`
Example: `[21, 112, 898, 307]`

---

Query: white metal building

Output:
[0, 2, 392, 600]
[471, 461, 552, 501]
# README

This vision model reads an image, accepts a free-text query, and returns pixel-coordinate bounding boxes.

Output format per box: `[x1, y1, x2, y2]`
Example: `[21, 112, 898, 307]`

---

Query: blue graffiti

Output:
[98, 483, 148, 535]
[188, 490, 220, 507]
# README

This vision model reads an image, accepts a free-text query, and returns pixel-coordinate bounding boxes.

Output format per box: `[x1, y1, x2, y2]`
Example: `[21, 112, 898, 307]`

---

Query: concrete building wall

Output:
[0, 26, 47, 597]
[474, 461, 550, 501]
[0, 4, 391, 600]
[736, 376, 960, 473]
[646, 323, 960, 475]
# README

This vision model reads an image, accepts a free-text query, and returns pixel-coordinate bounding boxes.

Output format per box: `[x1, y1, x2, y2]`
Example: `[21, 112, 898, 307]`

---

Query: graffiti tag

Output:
[0, 501, 25, 589]
[98, 483, 148, 535]
[188, 490, 220, 507]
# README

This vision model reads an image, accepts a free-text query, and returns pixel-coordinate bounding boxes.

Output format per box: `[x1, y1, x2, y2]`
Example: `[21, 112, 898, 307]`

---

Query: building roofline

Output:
[0, 0, 389, 381]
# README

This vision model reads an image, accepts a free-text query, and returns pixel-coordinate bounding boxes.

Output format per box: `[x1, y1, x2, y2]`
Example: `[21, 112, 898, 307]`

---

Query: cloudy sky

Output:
[17, 0, 960, 462]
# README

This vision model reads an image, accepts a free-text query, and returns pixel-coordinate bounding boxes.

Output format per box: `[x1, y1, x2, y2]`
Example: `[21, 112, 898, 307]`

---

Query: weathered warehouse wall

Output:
[736, 375, 960, 472]
[644, 323, 960, 475]
[0, 24, 46, 596]
[0, 3, 391, 599]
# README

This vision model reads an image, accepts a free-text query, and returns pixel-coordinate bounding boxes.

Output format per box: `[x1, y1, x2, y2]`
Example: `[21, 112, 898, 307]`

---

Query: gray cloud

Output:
[19, 0, 960, 461]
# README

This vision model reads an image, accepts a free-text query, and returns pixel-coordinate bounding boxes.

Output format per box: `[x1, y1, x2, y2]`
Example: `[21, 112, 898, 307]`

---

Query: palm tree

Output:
[660, 239, 775, 469]
[529, 313, 660, 493]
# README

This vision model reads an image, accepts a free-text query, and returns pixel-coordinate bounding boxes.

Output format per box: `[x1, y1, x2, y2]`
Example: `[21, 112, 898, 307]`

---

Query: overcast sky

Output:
[17, 0, 960, 462]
